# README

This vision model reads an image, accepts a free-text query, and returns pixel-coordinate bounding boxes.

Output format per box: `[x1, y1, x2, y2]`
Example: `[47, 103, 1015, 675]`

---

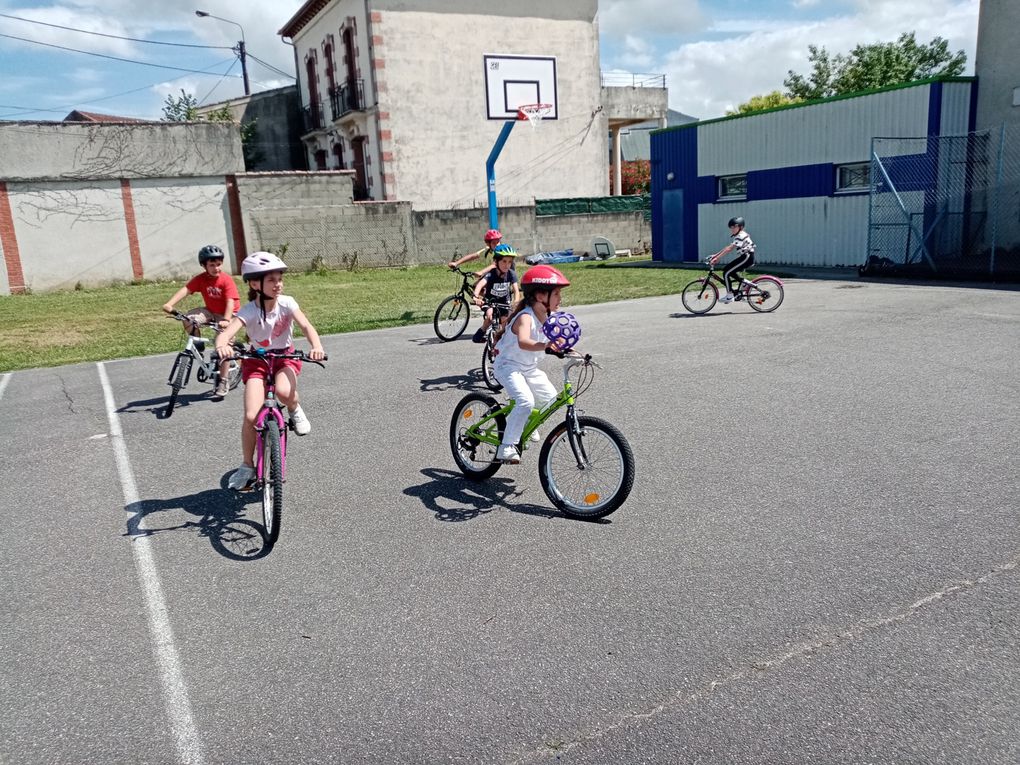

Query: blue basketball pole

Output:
[486, 119, 517, 230]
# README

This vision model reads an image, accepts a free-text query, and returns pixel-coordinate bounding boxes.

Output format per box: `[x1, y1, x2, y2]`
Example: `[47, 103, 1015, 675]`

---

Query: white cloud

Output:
[659, 0, 979, 119]
[599, 0, 707, 40]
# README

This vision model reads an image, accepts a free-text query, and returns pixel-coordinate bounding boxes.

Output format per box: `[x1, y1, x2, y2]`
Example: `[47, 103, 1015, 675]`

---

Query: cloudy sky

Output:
[0, 0, 979, 122]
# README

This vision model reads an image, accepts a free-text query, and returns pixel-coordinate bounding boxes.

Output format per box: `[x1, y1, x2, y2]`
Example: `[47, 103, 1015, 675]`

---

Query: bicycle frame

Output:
[463, 355, 593, 467]
[249, 359, 290, 484]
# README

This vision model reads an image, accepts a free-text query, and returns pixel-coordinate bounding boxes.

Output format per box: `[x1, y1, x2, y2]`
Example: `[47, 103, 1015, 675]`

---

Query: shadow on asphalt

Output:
[123, 478, 273, 560]
[116, 391, 222, 420]
[403, 467, 564, 522]
[419, 372, 488, 393]
[668, 312, 730, 319]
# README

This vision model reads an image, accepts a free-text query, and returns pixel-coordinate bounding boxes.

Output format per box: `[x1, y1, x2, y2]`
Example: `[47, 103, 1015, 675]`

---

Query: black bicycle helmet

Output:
[728, 216, 745, 228]
[198, 244, 225, 264]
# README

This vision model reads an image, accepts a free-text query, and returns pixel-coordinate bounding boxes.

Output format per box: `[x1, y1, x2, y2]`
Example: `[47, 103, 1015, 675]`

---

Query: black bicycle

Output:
[433, 266, 477, 341]
[479, 302, 511, 392]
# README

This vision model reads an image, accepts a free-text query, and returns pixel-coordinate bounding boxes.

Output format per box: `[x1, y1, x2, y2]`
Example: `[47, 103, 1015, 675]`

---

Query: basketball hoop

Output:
[517, 103, 553, 129]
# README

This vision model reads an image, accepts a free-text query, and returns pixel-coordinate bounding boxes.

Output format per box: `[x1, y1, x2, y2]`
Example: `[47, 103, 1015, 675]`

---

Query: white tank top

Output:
[493, 306, 548, 372]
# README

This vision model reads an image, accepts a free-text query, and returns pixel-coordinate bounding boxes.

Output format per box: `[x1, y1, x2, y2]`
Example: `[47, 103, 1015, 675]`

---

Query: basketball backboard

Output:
[483, 54, 558, 121]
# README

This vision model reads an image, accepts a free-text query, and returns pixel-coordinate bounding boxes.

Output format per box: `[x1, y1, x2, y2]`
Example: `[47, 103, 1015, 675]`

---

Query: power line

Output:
[0, 32, 243, 77]
[198, 59, 238, 105]
[246, 52, 295, 80]
[0, 12, 232, 49]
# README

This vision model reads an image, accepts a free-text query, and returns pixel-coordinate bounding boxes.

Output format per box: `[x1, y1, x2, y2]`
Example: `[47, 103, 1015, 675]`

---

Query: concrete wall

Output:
[0, 122, 243, 181]
[975, 0, 1020, 132]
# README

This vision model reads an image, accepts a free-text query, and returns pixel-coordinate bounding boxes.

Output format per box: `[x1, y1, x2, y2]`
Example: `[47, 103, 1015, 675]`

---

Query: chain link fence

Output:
[867, 125, 1020, 278]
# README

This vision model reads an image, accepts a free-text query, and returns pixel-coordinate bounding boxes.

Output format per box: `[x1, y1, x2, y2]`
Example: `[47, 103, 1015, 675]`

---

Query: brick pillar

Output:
[120, 179, 144, 280]
[0, 182, 26, 294]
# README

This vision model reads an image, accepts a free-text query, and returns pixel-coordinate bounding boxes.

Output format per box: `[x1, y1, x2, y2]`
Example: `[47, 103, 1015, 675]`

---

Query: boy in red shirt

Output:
[162, 244, 240, 397]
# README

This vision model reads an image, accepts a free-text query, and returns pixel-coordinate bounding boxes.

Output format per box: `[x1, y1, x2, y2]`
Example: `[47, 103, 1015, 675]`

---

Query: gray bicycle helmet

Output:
[198, 244, 225, 264]
[727, 216, 745, 228]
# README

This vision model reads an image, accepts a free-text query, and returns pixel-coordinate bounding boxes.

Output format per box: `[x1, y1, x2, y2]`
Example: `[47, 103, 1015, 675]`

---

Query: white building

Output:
[278, 0, 609, 210]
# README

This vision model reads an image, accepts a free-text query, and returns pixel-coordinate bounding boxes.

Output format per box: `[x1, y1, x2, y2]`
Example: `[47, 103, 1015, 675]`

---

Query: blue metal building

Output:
[650, 77, 977, 267]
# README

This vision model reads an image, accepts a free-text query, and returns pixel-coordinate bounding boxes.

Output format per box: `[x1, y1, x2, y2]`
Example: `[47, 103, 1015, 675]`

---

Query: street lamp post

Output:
[195, 10, 249, 95]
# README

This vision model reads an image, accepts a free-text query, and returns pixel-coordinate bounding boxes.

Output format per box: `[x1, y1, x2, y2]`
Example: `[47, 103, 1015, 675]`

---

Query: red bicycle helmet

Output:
[484, 229, 502, 243]
[521, 265, 571, 287]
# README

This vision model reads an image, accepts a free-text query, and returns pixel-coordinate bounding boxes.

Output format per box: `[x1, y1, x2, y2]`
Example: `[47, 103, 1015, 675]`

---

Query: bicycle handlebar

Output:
[212, 346, 328, 367]
[168, 310, 225, 331]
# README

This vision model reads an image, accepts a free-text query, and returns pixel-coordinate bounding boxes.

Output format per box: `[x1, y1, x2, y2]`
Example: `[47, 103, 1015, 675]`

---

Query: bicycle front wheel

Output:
[681, 279, 718, 314]
[261, 418, 284, 546]
[226, 359, 243, 391]
[481, 343, 502, 392]
[164, 354, 192, 418]
[450, 392, 504, 479]
[747, 277, 784, 312]
[434, 295, 471, 341]
[538, 416, 635, 520]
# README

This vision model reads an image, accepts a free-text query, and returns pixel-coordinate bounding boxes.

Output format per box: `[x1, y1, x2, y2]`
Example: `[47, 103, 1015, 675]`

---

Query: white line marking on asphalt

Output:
[0, 373, 10, 401]
[97, 362, 206, 765]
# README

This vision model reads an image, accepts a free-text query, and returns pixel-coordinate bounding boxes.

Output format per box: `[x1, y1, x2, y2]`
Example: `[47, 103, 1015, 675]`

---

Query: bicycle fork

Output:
[565, 405, 590, 470]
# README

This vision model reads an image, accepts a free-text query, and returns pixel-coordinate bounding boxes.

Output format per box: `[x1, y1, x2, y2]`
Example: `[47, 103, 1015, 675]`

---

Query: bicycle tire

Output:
[538, 416, 635, 520]
[226, 359, 243, 391]
[164, 354, 192, 418]
[434, 295, 471, 341]
[681, 279, 718, 314]
[746, 276, 784, 313]
[261, 417, 284, 547]
[481, 342, 502, 392]
[450, 392, 504, 479]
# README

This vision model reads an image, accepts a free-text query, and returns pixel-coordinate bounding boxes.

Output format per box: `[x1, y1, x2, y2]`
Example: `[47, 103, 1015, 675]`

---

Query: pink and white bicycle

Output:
[216, 346, 327, 547]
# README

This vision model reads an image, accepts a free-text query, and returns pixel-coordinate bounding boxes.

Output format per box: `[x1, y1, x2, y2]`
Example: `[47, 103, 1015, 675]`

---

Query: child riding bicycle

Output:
[214, 252, 326, 491]
[708, 216, 755, 304]
[491, 265, 573, 464]
[161, 244, 239, 397]
[447, 228, 507, 278]
[471, 244, 520, 343]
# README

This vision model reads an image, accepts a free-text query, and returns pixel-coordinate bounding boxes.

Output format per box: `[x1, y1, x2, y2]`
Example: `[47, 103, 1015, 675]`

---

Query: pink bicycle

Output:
[217, 346, 327, 547]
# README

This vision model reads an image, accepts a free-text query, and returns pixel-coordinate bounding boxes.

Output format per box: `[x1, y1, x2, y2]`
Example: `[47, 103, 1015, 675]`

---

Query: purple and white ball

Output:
[542, 311, 582, 352]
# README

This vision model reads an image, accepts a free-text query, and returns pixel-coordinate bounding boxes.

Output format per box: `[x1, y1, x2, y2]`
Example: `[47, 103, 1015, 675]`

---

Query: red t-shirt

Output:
[185, 272, 240, 316]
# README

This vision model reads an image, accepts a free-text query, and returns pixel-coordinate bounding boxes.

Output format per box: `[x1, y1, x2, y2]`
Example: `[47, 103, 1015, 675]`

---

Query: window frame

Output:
[717, 173, 747, 201]
[835, 162, 870, 194]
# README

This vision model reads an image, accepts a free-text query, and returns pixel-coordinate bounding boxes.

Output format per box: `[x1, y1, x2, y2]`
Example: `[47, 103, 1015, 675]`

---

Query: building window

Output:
[836, 162, 870, 193]
[717, 174, 746, 200]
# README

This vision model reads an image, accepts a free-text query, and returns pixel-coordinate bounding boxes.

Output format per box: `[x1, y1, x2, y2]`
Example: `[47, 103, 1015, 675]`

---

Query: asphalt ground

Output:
[1, 279, 1018, 764]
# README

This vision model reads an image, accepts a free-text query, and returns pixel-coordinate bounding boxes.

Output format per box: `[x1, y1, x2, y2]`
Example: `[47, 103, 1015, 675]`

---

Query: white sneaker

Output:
[290, 406, 311, 436]
[496, 444, 521, 464]
[719, 292, 734, 304]
[228, 464, 256, 490]
[529, 430, 540, 442]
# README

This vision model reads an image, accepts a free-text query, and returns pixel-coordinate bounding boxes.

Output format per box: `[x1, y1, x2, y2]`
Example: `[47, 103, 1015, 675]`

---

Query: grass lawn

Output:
[0, 259, 703, 371]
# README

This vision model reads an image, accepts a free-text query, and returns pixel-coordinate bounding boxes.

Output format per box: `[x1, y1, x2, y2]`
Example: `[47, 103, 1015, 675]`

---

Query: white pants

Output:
[494, 366, 557, 447]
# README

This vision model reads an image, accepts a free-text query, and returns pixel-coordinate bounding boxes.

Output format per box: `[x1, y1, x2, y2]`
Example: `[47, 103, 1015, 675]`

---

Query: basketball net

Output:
[517, 103, 553, 129]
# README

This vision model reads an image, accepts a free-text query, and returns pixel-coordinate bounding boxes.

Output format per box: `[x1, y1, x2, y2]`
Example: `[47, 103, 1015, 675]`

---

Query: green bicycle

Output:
[450, 351, 635, 520]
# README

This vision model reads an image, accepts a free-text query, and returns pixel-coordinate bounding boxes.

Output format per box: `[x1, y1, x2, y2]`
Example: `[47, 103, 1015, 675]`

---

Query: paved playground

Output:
[1, 279, 1018, 764]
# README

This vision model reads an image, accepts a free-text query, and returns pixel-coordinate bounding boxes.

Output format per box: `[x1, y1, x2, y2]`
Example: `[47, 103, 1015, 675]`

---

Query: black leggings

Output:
[723, 251, 755, 292]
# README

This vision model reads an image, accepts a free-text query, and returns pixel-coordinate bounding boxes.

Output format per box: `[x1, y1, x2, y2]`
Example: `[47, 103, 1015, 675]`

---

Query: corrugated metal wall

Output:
[652, 78, 976, 268]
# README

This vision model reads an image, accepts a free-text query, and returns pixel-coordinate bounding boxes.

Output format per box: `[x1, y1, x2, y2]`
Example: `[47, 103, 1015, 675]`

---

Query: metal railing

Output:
[301, 101, 325, 133]
[600, 71, 666, 89]
[328, 80, 366, 120]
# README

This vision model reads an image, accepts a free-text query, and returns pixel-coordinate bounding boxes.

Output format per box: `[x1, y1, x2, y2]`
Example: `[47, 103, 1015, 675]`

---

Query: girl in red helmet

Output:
[447, 229, 504, 276]
[491, 264, 571, 464]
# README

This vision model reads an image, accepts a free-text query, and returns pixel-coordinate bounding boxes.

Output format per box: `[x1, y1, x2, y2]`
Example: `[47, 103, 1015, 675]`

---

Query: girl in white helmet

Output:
[215, 251, 326, 490]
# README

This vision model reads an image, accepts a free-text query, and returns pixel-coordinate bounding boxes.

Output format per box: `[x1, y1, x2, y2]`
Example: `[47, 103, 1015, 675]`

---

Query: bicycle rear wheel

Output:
[538, 416, 635, 520]
[261, 418, 284, 546]
[681, 279, 718, 314]
[481, 342, 502, 391]
[434, 295, 471, 341]
[450, 392, 504, 479]
[746, 276, 784, 312]
[164, 354, 192, 418]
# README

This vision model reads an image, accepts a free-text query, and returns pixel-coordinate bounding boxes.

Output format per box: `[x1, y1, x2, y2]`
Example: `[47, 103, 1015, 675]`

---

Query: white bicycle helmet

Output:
[241, 251, 288, 279]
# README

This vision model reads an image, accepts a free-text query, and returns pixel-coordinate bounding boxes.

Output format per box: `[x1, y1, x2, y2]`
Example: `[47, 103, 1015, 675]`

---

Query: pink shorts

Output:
[241, 352, 302, 384]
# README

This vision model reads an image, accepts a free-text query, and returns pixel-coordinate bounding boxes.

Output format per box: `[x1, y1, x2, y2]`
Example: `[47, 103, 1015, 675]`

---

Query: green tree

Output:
[161, 90, 199, 121]
[784, 32, 966, 101]
[727, 90, 802, 115]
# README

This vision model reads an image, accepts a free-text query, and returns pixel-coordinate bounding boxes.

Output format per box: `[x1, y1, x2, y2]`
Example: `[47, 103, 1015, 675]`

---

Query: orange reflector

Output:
[584, 493, 600, 505]
[463, 409, 473, 418]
